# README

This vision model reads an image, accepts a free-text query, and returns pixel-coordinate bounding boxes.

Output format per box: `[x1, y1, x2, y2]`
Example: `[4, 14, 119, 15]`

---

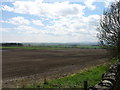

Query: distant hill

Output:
[0, 42, 99, 46]
[22, 42, 99, 46]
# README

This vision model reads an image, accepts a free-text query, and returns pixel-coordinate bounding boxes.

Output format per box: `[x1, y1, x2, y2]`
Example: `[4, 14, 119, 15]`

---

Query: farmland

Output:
[2, 46, 110, 88]
[1, 45, 102, 50]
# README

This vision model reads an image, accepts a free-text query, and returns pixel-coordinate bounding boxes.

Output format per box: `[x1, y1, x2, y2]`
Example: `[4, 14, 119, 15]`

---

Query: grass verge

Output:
[26, 64, 110, 88]
[26, 58, 120, 88]
[110, 57, 120, 64]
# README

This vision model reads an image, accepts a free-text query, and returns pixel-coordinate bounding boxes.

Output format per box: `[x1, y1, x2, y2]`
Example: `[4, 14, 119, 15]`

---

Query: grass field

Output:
[0, 46, 63, 50]
[26, 64, 110, 88]
[0, 45, 102, 50]
[26, 58, 119, 88]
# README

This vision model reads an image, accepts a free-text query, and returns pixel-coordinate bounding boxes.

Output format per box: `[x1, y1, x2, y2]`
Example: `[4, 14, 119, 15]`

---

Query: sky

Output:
[1, 0, 115, 43]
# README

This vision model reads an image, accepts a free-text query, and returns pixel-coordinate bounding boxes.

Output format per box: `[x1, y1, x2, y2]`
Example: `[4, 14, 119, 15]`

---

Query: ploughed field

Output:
[2, 48, 109, 87]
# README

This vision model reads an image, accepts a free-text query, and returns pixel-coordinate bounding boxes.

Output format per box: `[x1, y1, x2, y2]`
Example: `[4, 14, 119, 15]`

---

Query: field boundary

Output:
[88, 62, 120, 90]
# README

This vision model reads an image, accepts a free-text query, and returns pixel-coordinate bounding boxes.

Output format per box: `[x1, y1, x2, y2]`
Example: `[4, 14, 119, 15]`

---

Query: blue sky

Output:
[1, 0, 115, 43]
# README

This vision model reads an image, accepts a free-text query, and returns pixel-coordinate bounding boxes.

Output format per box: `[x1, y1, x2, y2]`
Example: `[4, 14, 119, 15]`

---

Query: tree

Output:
[97, 0, 120, 58]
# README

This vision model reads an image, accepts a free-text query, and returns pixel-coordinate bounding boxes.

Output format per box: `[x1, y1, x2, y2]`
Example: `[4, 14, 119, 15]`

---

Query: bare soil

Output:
[2, 48, 110, 88]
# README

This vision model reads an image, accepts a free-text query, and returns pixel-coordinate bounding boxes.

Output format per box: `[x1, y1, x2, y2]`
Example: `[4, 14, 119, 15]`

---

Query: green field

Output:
[0, 45, 102, 50]
[0, 46, 63, 50]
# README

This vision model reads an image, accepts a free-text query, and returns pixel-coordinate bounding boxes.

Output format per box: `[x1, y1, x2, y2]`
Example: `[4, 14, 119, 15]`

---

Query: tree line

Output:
[2, 43, 23, 46]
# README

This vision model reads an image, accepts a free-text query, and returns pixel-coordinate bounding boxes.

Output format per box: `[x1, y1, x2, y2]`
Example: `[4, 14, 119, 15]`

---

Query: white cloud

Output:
[84, 0, 96, 10]
[1, 26, 41, 34]
[1, 10, 100, 42]
[0, 28, 12, 32]
[1, 14, 100, 43]
[2, 16, 30, 25]
[32, 20, 44, 26]
[84, 0, 115, 9]
[2, 27, 98, 43]
[104, 0, 116, 7]
[1, 0, 37, 2]
[15, 25, 43, 34]
[47, 14, 100, 35]
[2, 1, 85, 18]
[1, 5, 14, 12]
[2, 0, 113, 43]
[10, 17, 30, 25]
[0, 20, 8, 23]
[2, 0, 115, 11]
[43, 0, 115, 10]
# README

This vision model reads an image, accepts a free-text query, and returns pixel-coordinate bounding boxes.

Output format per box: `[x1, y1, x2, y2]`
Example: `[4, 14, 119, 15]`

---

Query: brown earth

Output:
[2, 48, 110, 88]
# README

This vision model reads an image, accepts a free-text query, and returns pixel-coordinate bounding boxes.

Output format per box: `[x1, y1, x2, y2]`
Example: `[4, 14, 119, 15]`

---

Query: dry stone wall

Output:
[89, 62, 120, 90]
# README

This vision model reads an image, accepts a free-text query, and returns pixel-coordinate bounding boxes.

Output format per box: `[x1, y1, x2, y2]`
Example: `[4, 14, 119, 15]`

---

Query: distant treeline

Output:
[1, 43, 23, 46]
